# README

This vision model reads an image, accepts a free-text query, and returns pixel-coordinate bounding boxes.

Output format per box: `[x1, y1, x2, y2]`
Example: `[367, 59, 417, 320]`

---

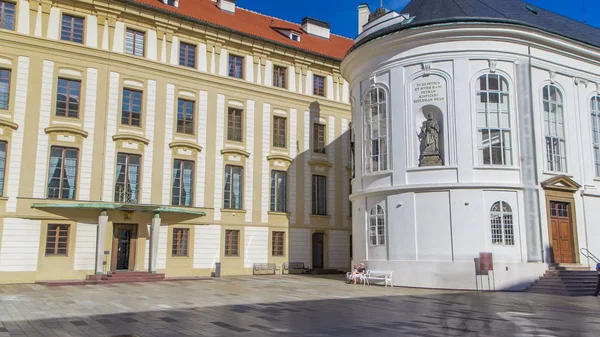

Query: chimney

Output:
[301, 17, 330, 39]
[358, 3, 371, 34]
[217, 0, 235, 13]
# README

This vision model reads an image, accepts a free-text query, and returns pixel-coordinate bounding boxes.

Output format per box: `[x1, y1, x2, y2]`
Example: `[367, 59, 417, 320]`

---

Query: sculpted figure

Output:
[421, 113, 439, 154]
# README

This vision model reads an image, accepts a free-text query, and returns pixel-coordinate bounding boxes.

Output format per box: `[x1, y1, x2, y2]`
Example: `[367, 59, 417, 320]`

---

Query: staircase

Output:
[37, 271, 210, 286]
[526, 264, 598, 296]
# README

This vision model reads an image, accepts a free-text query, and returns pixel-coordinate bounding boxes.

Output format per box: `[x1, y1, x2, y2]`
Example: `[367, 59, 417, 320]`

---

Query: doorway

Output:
[312, 232, 324, 269]
[549, 201, 575, 263]
[111, 224, 138, 271]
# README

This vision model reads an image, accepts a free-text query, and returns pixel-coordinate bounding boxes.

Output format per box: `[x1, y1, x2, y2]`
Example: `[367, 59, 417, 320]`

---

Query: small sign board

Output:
[480, 252, 493, 271]
[104, 250, 110, 255]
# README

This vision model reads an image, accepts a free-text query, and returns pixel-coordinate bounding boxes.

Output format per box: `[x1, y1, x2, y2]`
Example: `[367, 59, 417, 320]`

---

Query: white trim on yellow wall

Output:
[0, 219, 41, 272]
[305, 70, 313, 95]
[34, 4, 42, 37]
[213, 94, 226, 220]
[101, 19, 109, 50]
[169, 36, 179, 66]
[290, 108, 298, 224]
[196, 90, 208, 208]
[193, 225, 221, 269]
[198, 43, 207, 72]
[218, 48, 228, 77]
[244, 226, 268, 268]
[80, 68, 99, 201]
[147, 29, 158, 62]
[32, 60, 54, 199]
[303, 110, 311, 224]
[73, 222, 97, 270]
[327, 75, 334, 100]
[288, 65, 296, 92]
[157, 226, 168, 269]
[85, 15, 98, 48]
[47, 8, 60, 40]
[329, 230, 349, 269]
[328, 115, 336, 226]
[264, 60, 273, 87]
[113, 21, 125, 53]
[17, 0, 30, 35]
[102, 72, 120, 202]
[141, 80, 157, 204]
[245, 100, 255, 223]
[244, 55, 254, 83]
[341, 117, 350, 227]
[290, 228, 310, 266]
[261, 103, 271, 223]
[161, 84, 175, 205]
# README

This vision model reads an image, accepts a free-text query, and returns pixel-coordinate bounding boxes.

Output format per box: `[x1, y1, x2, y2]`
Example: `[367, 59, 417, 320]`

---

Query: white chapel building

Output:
[343, 0, 600, 290]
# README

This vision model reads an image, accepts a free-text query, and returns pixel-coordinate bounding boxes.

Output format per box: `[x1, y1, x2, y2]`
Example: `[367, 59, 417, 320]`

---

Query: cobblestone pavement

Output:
[0, 275, 599, 336]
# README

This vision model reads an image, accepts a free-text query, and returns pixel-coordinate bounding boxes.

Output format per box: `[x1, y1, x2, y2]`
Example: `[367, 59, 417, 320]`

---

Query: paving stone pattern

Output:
[0, 275, 599, 336]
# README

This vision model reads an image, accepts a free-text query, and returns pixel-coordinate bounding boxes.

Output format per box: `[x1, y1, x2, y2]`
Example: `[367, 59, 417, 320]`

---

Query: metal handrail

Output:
[580, 248, 600, 264]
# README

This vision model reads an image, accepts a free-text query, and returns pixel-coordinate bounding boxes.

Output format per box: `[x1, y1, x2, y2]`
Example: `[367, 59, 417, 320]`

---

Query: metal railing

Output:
[580, 248, 600, 264]
[114, 186, 139, 204]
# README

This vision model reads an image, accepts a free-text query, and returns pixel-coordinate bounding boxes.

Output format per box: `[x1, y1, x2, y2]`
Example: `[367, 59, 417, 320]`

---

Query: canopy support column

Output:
[95, 211, 108, 275]
[149, 213, 161, 274]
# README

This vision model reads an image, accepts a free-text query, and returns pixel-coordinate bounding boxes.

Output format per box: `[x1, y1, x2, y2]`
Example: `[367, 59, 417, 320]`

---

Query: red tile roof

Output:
[128, 0, 354, 61]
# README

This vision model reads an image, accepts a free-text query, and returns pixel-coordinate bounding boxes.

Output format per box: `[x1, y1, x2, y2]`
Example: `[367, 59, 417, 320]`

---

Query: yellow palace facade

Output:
[0, 0, 353, 283]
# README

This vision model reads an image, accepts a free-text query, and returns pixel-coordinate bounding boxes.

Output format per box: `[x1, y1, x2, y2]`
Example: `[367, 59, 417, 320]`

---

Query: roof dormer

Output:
[217, 0, 236, 13]
[301, 17, 330, 39]
[162, 0, 179, 8]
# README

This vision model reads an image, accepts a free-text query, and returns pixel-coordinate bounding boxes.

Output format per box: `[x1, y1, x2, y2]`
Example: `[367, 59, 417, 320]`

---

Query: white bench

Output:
[361, 270, 393, 287]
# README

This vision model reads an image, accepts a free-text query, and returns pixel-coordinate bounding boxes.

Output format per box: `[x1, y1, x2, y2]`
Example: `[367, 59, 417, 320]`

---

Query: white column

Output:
[95, 212, 108, 275]
[149, 214, 161, 273]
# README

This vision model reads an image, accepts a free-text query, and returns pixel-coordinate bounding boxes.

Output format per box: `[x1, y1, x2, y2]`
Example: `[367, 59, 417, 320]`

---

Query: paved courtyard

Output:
[0, 275, 599, 337]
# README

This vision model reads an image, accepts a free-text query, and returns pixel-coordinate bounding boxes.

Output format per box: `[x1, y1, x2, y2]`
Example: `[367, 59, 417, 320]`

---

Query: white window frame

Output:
[542, 84, 567, 173]
[591, 96, 600, 177]
[490, 201, 514, 246]
[475, 74, 512, 166]
[125, 28, 145, 57]
[363, 86, 389, 173]
[368, 204, 386, 246]
[270, 170, 287, 212]
[223, 165, 243, 210]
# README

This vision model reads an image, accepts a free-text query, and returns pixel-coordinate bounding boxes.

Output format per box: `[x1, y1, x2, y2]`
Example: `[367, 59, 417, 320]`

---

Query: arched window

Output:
[591, 96, 600, 176]
[543, 85, 566, 172]
[368, 204, 385, 246]
[363, 87, 388, 173]
[490, 201, 514, 246]
[476, 74, 512, 165]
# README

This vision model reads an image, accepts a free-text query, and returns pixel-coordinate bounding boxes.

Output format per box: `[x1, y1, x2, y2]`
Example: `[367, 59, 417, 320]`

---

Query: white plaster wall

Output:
[341, 118, 350, 227]
[85, 15, 98, 48]
[198, 43, 208, 72]
[17, 0, 29, 34]
[416, 191, 452, 261]
[261, 103, 270, 223]
[194, 225, 221, 269]
[32, 60, 54, 199]
[289, 108, 298, 224]
[328, 116, 336, 226]
[141, 80, 156, 204]
[244, 55, 254, 82]
[264, 60, 273, 87]
[169, 36, 179, 65]
[326, 76, 334, 100]
[112, 21, 124, 53]
[288, 65, 296, 92]
[161, 84, 175, 205]
[46, 8, 60, 40]
[147, 29, 158, 61]
[73, 223, 97, 270]
[243, 226, 268, 268]
[34, 5, 42, 37]
[156, 226, 168, 270]
[329, 230, 349, 269]
[245, 100, 255, 223]
[213, 94, 226, 220]
[305, 70, 313, 95]
[289, 228, 311, 266]
[79, 68, 98, 201]
[303, 111, 311, 224]
[195, 90, 208, 208]
[102, 72, 120, 202]
[0, 219, 41, 272]
[218, 48, 228, 76]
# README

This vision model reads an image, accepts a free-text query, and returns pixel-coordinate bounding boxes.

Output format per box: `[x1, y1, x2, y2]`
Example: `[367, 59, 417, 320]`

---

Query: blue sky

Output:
[235, 0, 600, 38]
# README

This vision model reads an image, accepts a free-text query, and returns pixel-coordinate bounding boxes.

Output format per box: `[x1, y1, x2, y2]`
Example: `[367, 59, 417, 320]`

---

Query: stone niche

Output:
[411, 74, 448, 166]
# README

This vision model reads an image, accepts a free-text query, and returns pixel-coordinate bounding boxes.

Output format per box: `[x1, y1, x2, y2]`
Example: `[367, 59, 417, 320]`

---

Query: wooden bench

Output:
[252, 263, 279, 275]
[282, 262, 307, 274]
[361, 270, 393, 287]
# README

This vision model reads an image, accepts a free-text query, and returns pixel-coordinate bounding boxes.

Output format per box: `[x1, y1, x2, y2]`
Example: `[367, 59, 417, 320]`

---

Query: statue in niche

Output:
[418, 112, 443, 167]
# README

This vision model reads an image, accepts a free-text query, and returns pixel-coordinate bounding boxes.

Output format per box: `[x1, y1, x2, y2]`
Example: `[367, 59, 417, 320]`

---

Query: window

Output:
[56, 78, 81, 118]
[476, 74, 512, 165]
[272, 231, 285, 256]
[172, 159, 194, 206]
[364, 87, 388, 172]
[0, 69, 9, 110]
[490, 201, 514, 246]
[228, 54, 243, 79]
[591, 97, 600, 176]
[0, 141, 5, 196]
[369, 204, 385, 246]
[227, 107, 243, 142]
[313, 75, 325, 96]
[171, 228, 189, 256]
[270, 170, 287, 212]
[114, 153, 140, 203]
[273, 65, 286, 88]
[177, 99, 194, 134]
[179, 42, 196, 68]
[224, 165, 243, 210]
[272, 116, 286, 148]
[290, 33, 300, 42]
[47, 147, 78, 199]
[122, 89, 142, 126]
[46, 224, 69, 256]
[60, 15, 84, 43]
[543, 85, 566, 172]
[550, 201, 569, 218]
[312, 175, 327, 215]
[313, 123, 326, 154]
[125, 29, 145, 57]
[225, 229, 239, 256]
[0, 1, 15, 31]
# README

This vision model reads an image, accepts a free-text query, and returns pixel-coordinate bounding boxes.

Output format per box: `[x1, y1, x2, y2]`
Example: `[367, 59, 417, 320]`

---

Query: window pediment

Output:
[267, 154, 292, 163]
[221, 148, 250, 158]
[45, 126, 88, 138]
[169, 141, 202, 153]
[112, 133, 149, 145]
[0, 118, 18, 131]
[541, 175, 581, 192]
[309, 159, 332, 168]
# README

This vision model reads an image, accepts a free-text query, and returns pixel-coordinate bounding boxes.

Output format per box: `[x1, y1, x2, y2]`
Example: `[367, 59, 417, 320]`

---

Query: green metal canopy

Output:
[31, 202, 206, 216]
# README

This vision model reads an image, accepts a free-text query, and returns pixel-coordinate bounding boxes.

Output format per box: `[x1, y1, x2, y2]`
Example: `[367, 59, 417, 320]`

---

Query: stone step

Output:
[37, 275, 211, 286]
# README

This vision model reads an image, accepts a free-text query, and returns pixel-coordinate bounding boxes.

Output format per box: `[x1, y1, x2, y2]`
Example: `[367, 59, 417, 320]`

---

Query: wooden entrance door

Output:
[111, 224, 137, 271]
[550, 202, 574, 263]
[312, 233, 324, 269]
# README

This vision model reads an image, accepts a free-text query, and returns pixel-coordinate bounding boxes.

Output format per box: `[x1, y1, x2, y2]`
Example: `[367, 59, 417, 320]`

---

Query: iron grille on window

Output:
[313, 75, 325, 96]
[114, 153, 140, 203]
[313, 123, 326, 154]
[56, 78, 81, 118]
[227, 108, 243, 142]
[47, 146, 78, 199]
[172, 228, 189, 256]
[122, 89, 142, 126]
[125, 29, 145, 57]
[179, 42, 196, 68]
[312, 175, 327, 215]
[224, 165, 243, 210]
[476, 74, 512, 165]
[270, 170, 287, 212]
[61, 15, 84, 43]
[225, 229, 239, 256]
[228, 54, 243, 79]
[272, 116, 286, 148]
[177, 99, 194, 134]
[490, 201, 514, 246]
[46, 224, 69, 255]
[0, 1, 15, 31]
[0, 69, 9, 110]
[272, 231, 285, 256]
[273, 66, 286, 88]
[172, 159, 194, 206]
